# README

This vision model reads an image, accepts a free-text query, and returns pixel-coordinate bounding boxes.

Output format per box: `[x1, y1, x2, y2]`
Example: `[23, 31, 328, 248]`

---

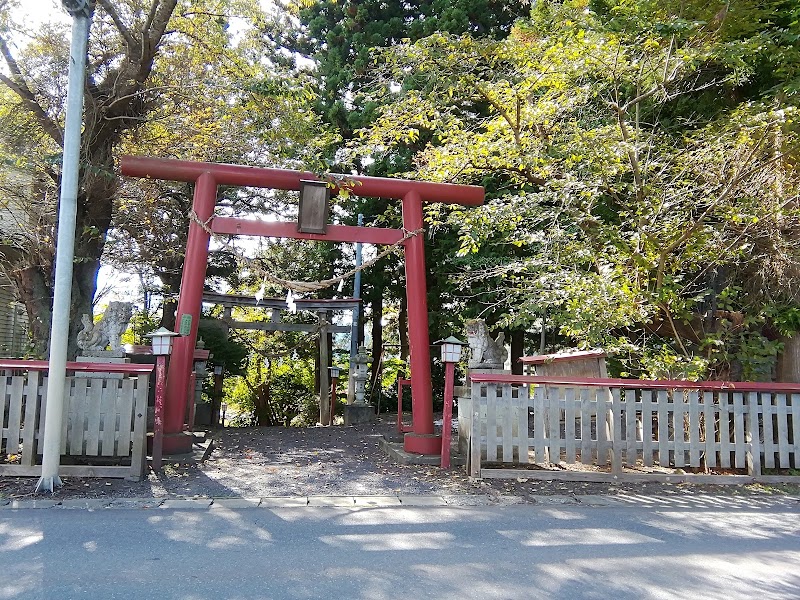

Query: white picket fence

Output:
[0, 360, 152, 480]
[460, 374, 800, 483]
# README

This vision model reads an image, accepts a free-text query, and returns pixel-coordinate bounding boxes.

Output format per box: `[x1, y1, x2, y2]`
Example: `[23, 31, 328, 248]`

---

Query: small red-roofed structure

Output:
[520, 349, 608, 378]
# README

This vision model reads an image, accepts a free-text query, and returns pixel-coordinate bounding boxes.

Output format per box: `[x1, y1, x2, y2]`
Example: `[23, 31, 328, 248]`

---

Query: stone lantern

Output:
[352, 345, 371, 404]
[345, 345, 374, 425]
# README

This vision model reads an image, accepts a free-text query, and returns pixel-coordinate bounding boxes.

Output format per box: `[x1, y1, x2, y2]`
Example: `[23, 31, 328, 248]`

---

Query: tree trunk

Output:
[254, 383, 271, 426]
[399, 293, 409, 375]
[159, 272, 183, 331]
[11, 266, 51, 358]
[511, 329, 525, 375]
[160, 298, 178, 331]
[8, 253, 95, 362]
[12, 154, 111, 359]
[776, 333, 800, 382]
[0, 0, 179, 360]
[370, 285, 383, 398]
[314, 336, 320, 393]
[318, 313, 331, 425]
[69, 254, 101, 359]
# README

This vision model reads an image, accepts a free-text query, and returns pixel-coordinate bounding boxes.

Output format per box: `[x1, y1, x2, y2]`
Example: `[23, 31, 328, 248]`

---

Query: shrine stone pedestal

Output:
[344, 403, 374, 426]
[468, 367, 508, 377]
[76, 352, 130, 378]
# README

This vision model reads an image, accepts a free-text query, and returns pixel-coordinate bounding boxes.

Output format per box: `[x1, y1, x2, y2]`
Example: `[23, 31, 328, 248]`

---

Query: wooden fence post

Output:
[747, 391, 762, 477]
[469, 381, 482, 478]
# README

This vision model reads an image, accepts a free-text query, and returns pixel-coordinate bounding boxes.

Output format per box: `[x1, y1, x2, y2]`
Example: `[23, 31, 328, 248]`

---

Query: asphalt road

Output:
[2, 500, 799, 600]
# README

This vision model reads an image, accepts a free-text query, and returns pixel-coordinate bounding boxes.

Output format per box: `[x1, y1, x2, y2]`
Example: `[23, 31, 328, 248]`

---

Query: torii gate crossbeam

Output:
[120, 156, 484, 456]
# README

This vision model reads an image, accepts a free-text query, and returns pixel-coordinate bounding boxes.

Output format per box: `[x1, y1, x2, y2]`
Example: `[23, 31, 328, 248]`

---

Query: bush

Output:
[290, 393, 320, 427]
[227, 411, 258, 428]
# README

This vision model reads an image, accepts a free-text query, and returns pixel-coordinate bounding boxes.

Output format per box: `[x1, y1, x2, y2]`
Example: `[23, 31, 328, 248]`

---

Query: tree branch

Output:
[143, 0, 161, 36]
[611, 102, 645, 203]
[654, 133, 781, 290]
[96, 0, 139, 54]
[144, 0, 179, 59]
[620, 86, 659, 113]
[0, 37, 64, 146]
[475, 83, 546, 187]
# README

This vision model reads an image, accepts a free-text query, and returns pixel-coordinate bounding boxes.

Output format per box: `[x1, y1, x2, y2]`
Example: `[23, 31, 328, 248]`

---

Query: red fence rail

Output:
[0, 359, 154, 374]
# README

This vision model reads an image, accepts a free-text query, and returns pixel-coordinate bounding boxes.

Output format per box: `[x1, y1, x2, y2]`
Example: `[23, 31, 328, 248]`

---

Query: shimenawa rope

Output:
[257, 228, 423, 294]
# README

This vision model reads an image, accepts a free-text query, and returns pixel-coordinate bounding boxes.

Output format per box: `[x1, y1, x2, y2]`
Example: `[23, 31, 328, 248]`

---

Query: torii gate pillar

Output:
[121, 157, 484, 455]
[401, 190, 437, 452]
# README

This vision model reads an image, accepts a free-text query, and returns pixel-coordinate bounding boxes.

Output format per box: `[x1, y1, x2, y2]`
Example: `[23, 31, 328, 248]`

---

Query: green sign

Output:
[179, 314, 193, 336]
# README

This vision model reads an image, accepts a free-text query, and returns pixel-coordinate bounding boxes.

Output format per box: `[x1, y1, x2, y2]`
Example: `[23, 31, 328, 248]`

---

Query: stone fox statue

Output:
[465, 319, 508, 369]
[76, 301, 134, 354]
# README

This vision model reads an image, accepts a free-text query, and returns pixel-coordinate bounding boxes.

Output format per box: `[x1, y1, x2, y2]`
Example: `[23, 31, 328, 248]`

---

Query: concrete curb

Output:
[1, 494, 798, 511]
[353, 496, 402, 506]
[397, 496, 446, 506]
[57, 499, 112, 510]
[210, 498, 262, 509]
[5, 499, 62, 509]
[259, 497, 309, 508]
[159, 498, 213, 509]
[106, 499, 163, 509]
[575, 494, 620, 507]
[530, 494, 579, 505]
[307, 496, 357, 507]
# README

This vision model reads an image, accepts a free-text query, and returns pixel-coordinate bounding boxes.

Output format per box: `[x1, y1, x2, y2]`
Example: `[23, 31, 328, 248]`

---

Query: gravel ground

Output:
[2, 416, 798, 501]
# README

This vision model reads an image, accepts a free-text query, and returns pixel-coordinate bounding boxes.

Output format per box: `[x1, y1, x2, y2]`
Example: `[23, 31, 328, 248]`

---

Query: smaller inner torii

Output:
[121, 156, 484, 456]
[202, 291, 361, 426]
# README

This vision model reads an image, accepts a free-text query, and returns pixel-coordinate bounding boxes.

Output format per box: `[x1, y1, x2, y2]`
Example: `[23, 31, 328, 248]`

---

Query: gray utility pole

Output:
[36, 0, 94, 493]
[348, 214, 364, 403]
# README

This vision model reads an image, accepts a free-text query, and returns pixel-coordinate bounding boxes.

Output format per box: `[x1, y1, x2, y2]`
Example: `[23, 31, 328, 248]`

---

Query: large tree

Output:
[261, 0, 534, 382]
[0, 0, 189, 356]
[0, 0, 327, 356]
[104, 2, 331, 330]
[350, 0, 800, 380]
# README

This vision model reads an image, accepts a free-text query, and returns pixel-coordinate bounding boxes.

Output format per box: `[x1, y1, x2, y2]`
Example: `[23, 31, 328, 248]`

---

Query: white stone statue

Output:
[466, 319, 508, 369]
[76, 301, 134, 356]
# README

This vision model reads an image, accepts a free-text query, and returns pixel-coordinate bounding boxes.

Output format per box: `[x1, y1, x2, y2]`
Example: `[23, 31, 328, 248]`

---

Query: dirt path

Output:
[1, 417, 798, 501]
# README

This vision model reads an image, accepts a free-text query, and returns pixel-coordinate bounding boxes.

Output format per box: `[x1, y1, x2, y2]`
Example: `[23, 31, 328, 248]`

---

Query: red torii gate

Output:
[120, 156, 484, 455]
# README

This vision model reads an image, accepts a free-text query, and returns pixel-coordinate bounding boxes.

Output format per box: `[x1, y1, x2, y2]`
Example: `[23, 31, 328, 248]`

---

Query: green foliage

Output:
[267, 1, 539, 376]
[766, 305, 800, 337]
[213, 285, 325, 426]
[12, 0, 798, 385]
[290, 391, 322, 427]
[120, 309, 160, 347]
[197, 318, 248, 377]
[640, 346, 710, 381]
[226, 353, 318, 427]
[380, 356, 408, 391]
[348, 0, 800, 380]
[106, 0, 336, 312]
[293, 0, 531, 137]
[226, 411, 258, 428]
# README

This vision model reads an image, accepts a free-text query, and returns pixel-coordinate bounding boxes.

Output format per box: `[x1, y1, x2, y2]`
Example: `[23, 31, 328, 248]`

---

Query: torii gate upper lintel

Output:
[120, 156, 485, 456]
